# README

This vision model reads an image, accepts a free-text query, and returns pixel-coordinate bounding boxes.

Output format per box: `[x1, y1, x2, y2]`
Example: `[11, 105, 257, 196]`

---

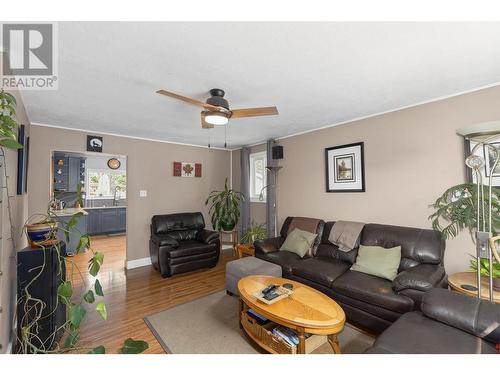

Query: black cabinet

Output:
[87, 209, 102, 235]
[118, 208, 126, 232]
[86, 207, 126, 235]
[17, 244, 66, 353]
[101, 208, 119, 233]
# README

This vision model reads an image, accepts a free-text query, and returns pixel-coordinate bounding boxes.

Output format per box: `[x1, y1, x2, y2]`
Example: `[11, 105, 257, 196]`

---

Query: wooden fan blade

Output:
[201, 112, 214, 129]
[156, 89, 220, 110]
[230, 106, 279, 119]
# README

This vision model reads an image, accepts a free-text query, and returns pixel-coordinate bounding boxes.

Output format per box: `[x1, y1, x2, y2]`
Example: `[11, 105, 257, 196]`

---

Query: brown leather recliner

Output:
[255, 218, 447, 334]
[149, 212, 220, 278]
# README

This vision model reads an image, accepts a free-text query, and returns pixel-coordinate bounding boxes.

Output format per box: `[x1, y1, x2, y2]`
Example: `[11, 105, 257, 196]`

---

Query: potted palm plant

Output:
[429, 182, 500, 289]
[205, 178, 244, 231]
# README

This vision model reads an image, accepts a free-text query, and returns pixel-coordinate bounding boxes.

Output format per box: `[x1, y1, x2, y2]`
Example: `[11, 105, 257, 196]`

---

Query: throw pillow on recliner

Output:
[350, 244, 402, 281]
[280, 228, 317, 258]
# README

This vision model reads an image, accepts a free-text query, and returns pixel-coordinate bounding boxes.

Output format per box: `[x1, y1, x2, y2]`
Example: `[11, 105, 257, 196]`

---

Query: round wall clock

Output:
[107, 158, 121, 170]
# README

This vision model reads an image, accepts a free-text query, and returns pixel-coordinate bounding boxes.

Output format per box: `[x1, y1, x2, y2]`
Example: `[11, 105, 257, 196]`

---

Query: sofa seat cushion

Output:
[291, 257, 350, 288]
[167, 240, 216, 258]
[365, 311, 497, 354]
[331, 270, 414, 314]
[256, 250, 302, 275]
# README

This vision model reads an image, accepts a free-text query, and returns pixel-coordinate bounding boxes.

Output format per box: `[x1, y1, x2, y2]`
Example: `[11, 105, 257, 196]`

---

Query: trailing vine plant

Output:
[1, 89, 148, 354]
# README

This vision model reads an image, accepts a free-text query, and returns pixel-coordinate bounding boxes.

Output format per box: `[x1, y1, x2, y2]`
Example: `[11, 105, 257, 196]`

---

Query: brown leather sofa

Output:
[366, 288, 500, 353]
[255, 217, 448, 333]
[149, 212, 220, 278]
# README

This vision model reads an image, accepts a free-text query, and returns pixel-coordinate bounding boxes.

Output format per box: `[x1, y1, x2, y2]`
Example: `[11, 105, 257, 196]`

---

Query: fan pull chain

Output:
[207, 128, 211, 148]
[224, 124, 227, 148]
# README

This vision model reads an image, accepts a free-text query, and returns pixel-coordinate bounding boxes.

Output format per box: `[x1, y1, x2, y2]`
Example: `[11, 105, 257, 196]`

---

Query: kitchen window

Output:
[87, 170, 127, 199]
[249, 151, 267, 202]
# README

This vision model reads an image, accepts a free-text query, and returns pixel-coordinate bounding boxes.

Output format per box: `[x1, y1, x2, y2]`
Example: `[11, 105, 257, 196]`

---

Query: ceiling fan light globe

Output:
[205, 114, 229, 125]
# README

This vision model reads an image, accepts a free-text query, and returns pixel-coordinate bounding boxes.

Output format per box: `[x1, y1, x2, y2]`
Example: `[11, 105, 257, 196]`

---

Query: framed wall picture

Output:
[16, 124, 27, 195]
[87, 135, 103, 152]
[325, 142, 365, 192]
[173, 162, 202, 178]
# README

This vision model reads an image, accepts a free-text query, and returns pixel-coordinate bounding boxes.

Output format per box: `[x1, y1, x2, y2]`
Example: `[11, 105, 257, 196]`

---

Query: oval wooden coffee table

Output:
[238, 275, 346, 354]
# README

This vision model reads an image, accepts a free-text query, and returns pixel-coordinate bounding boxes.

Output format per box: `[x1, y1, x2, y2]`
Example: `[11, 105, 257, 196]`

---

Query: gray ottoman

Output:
[225, 257, 282, 296]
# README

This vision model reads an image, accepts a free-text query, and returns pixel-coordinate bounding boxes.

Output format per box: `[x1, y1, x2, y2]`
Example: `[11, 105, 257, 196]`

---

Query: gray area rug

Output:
[144, 290, 375, 354]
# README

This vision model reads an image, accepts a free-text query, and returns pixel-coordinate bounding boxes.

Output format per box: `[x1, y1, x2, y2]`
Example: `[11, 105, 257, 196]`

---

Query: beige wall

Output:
[0, 84, 30, 352]
[233, 85, 500, 274]
[28, 126, 231, 263]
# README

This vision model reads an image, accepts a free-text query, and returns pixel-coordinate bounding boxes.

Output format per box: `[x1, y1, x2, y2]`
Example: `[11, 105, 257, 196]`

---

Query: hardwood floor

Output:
[68, 235, 235, 354]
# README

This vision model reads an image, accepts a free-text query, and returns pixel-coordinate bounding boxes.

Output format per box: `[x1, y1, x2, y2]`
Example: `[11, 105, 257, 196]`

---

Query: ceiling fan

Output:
[156, 88, 279, 129]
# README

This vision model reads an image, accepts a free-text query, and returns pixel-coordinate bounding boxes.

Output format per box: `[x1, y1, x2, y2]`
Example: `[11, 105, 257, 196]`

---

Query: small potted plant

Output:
[241, 222, 267, 244]
[75, 181, 84, 209]
[25, 215, 59, 247]
[469, 257, 500, 291]
[205, 178, 244, 231]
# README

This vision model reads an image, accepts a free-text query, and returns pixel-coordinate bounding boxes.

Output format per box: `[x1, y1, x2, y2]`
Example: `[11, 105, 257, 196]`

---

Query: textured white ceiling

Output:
[19, 22, 500, 148]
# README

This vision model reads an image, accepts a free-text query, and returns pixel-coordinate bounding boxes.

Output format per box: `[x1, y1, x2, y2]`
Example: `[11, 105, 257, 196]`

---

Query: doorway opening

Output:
[51, 150, 127, 279]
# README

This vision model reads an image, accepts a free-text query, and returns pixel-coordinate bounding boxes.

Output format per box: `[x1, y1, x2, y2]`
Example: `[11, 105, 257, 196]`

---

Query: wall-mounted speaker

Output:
[272, 145, 283, 160]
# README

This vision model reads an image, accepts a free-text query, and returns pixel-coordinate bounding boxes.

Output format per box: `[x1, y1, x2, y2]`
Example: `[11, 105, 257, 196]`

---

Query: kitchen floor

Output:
[71, 234, 127, 278]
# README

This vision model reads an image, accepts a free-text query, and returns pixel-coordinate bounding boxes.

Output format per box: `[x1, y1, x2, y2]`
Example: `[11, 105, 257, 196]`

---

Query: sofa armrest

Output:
[254, 237, 283, 254]
[422, 288, 500, 344]
[392, 264, 446, 293]
[151, 233, 179, 247]
[196, 229, 220, 245]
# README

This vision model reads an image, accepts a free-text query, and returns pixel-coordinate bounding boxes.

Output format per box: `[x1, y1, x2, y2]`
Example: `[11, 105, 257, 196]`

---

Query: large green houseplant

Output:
[205, 178, 244, 231]
[1, 90, 147, 354]
[429, 182, 500, 282]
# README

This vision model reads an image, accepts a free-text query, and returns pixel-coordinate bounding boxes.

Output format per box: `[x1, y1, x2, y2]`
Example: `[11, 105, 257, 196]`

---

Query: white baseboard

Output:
[126, 257, 152, 270]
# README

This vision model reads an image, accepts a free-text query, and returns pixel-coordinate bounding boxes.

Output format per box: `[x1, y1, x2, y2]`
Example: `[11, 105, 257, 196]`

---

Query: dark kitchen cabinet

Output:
[68, 157, 81, 192]
[53, 153, 86, 192]
[86, 207, 126, 235]
[101, 208, 119, 233]
[118, 208, 126, 232]
[86, 209, 102, 235]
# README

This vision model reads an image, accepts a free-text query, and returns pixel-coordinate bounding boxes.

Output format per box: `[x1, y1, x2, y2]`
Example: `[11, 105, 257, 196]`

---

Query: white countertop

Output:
[51, 208, 88, 217]
[83, 206, 127, 210]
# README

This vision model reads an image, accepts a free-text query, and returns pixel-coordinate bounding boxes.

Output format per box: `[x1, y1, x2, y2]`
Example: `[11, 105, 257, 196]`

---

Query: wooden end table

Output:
[236, 244, 255, 258]
[219, 230, 239, 256]
[448, 272, 500, 304]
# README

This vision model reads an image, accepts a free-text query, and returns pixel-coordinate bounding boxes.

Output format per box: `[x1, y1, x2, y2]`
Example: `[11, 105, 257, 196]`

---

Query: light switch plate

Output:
[139, 190, 147, 198]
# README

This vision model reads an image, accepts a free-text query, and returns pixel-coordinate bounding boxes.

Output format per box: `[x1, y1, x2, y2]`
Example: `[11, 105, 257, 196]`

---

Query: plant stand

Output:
[219, 230, 239, 256]
[236, 244, 255, 258]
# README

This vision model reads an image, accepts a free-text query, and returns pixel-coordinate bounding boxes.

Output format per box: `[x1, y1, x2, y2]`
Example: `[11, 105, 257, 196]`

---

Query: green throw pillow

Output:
[280, 228, 317, 258]
[350, 245, 402, 281]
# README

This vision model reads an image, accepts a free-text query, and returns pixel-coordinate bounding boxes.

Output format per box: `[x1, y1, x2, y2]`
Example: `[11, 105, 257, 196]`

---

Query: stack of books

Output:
[272, 326, 301, 347]
[247, 309, 269, 325]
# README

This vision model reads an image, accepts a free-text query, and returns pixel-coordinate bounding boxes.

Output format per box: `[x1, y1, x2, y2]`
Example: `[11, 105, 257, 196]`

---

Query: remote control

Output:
[263, 291, 280, 301]
[262, 284, 278, 295]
